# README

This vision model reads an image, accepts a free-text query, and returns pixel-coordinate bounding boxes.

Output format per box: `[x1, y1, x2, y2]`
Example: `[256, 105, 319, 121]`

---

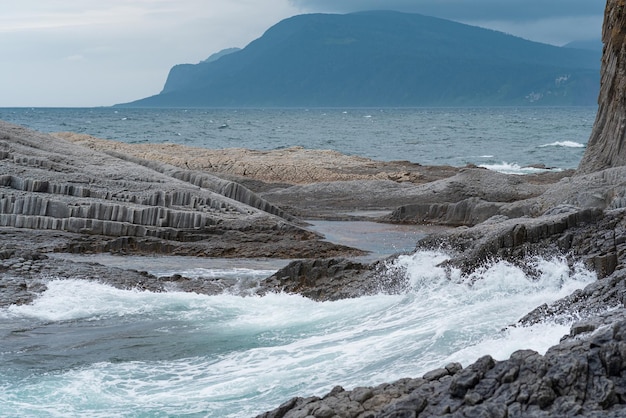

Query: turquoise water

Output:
[0, 253, 595, 417]
[0, 107, 599, 417]
[0, 107, 595, 171]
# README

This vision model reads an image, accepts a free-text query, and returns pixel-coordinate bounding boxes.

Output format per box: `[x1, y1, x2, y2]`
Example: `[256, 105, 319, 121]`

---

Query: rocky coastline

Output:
[258, 1, 626, 416]
[3, 123, 626, 417]
[2, 1, 626, 416]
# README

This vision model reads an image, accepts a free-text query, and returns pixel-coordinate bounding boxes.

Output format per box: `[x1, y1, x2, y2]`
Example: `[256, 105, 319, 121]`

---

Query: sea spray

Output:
[0, 251, 596, 417]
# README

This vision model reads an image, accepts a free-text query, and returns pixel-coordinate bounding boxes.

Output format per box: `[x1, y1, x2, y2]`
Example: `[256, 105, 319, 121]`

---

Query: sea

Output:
[0, 107, 599, 417]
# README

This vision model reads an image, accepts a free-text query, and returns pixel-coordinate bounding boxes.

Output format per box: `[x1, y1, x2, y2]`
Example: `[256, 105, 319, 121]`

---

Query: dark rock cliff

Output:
[579, 0, 626, 173]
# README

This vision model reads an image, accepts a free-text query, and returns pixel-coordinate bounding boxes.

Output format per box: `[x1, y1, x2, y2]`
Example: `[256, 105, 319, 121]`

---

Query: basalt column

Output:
[579, 0, 626, 173]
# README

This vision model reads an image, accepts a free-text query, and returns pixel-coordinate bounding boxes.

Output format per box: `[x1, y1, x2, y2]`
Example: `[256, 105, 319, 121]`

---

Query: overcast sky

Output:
[0, 0, 605, 107]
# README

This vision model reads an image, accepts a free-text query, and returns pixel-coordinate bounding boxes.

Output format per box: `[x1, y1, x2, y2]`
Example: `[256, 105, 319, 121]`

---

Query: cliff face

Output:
[578, 0, 626, 173]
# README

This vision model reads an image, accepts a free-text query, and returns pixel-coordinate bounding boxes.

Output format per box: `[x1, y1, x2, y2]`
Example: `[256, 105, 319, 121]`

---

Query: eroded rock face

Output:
[578, 0, 626, 173]
[0, 121, 358, 259]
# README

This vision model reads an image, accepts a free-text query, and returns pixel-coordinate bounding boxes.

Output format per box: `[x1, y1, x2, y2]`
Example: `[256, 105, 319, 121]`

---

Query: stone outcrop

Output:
[0, 121, 360, 259]
[383, 164, 626, 227]
[258, 316, 626, 418]
[264, 168, 569, 221]
[578, 0, 626, 173]
[380, 168, 570, 226]
[414, 206, 609, 275]
[54, 132, 459, 186]
[53, 132, 575, 223]
[257, 258, 406, 301]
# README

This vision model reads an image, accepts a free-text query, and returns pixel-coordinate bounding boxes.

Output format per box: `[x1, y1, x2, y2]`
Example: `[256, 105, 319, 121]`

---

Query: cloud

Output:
[65, 54, 86, 62]
[0, 0, 301, 106]
[0, 2, 176, 33]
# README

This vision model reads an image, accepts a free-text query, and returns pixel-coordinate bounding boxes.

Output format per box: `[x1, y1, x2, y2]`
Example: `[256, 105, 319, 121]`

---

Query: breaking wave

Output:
[0, 251, 595, 417]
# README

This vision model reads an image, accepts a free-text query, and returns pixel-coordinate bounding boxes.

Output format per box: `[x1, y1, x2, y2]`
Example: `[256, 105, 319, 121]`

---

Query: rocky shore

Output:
[3, 125, 626, 417]
[257, 1, 626, 416]
[2, 1, 626, 417]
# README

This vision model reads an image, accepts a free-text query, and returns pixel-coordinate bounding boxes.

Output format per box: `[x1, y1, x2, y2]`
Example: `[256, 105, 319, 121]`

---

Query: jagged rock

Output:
[387, 196, 506, 226]
[257, 258, 406, 301]
[379, 168, 569, 226]
[413, 207, 605, 274]
[258, 317, 626, 418]
[264, 168, 567, 221]
[52, 132, 576, 224]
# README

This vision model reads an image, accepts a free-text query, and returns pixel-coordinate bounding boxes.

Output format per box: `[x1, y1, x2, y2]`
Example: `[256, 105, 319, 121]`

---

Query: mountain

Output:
[563, 39, 603, 53]
[120, 11, 601, 107]
[200, 48, 241, 63]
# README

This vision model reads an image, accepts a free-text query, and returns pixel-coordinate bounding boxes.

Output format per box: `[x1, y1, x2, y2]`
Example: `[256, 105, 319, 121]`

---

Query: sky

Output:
[0, 0, 605, 107]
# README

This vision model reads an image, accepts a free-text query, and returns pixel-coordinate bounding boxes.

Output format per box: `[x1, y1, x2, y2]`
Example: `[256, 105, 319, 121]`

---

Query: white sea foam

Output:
[447, 321, 572, 365]
[539, 141, 585, 148]
[478, 161, 560, 174]
[159, 267, 277, 280]
[2, 280, 217, 322]
[0, 251, 596, 417]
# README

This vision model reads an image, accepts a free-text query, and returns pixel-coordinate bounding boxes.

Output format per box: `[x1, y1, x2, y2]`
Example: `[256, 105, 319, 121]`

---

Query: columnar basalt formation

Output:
[0, 121, 357, 259]
[578, 0, 626, 173]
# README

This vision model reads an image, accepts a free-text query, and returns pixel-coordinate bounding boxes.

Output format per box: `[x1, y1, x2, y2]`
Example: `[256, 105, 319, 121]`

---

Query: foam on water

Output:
[539, 141, 586, 148]
[478, 161, 561, 174]
[0, 251, 596, 417]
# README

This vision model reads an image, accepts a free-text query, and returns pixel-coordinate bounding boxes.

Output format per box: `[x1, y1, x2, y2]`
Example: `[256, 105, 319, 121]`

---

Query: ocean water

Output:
[0, 106, 600, 417]
[0, 253, 596, 417]
[0, 106, 595, 172]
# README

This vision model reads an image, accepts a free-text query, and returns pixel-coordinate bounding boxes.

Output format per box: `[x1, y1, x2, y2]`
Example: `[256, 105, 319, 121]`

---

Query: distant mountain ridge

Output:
[563, 39, 603, 53]
[200, 48, 241, 63]
[120, 11, 601, 107]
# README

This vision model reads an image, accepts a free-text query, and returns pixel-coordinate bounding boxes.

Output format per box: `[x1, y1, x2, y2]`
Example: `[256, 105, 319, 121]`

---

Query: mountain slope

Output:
[121, 11, 601, 107]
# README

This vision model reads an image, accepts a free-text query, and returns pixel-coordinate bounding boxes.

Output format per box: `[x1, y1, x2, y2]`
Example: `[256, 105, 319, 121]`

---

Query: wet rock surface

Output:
[259, 318, 626, 418]
[257, 257, 406, 301]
